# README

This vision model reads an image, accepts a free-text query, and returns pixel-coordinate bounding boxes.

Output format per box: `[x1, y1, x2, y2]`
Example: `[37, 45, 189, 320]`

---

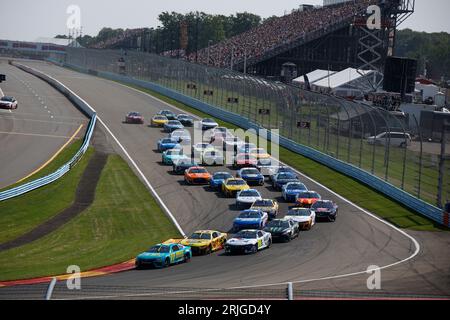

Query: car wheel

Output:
[135, 261, 142, 270]
[164, 258, 170, 268]
[251, 244, 258, 254]
[259, 180, 264, 186]
[267, 238, 272, 248]
[329, 215, 336, 222]
[206, 245, 213, 255]
[184, 253, 191, 262]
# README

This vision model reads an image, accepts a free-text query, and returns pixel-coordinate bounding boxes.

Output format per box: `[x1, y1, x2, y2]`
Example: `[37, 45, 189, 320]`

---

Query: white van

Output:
[367, 132, 412, 148]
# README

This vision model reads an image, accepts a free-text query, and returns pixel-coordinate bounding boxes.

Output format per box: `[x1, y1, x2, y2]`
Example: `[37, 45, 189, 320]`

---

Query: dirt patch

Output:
[0, 151, 108, 252]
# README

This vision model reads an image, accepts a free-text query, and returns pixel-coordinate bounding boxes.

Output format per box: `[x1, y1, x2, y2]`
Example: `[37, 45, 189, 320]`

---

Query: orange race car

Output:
[295, 191, 321, 207]
[184, 166, 212, 185]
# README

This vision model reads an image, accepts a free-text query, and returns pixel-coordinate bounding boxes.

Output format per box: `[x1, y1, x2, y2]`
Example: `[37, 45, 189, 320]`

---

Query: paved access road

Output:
[0, 59, 87, 189]
[2, 60, 448, 299]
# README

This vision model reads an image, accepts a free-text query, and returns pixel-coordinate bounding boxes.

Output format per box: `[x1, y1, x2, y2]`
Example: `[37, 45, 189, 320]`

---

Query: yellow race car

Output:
[166, 230, 227, 255]
[151, 114, 169, 127]
[221, 178, 250, 198]
[251, 199, 279, 219]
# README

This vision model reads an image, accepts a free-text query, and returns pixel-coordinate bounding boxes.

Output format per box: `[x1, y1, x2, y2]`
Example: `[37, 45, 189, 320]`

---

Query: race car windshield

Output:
[277, 173, 296, 179]
[190, 168, 207, 174]
[203, 119, 215, 123]
[250, 148, 265, 154]
[154, 116, 166, 120]
[161, 139, 174, 143]
[258, 159, 272, 166]
[168, 121, 181, 125]
[312, 201, 332, 209]
[237, 155, 256, 161]
[287, 183, 305, 190]
[235, 231, 257, 239]
[129, 112, 141, 116]
[298, 192, 320, 199]
[253, 200, 272, 207]
[190, 233, 211, 240]
[167, 150, 182, 155]
[241, 169, 258, 175]
[239, 211, 261, 218]
[287, 209, 311, 216]
[227, 180, 246, 185]
[214, 173, 231, 180]
[146, 245, 170, 253]
[267, 220, 290, 228]
[240, 190, 260, 197]
[1, 96, 14, 102]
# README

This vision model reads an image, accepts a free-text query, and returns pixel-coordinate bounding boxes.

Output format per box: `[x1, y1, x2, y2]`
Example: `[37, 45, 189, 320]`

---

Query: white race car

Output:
[236, 189, 262, 208]
[224, 229, 272, 254]
[284, 207, 316, 230]
[0, 96, 18, 109]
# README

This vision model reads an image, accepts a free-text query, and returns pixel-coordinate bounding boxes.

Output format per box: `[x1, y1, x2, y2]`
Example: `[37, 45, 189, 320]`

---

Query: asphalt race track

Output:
[0, 59, 88, 189]
[1, 61, 449, 299]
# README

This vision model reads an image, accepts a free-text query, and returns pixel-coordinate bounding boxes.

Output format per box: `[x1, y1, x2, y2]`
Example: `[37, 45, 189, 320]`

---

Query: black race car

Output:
[311, 200, 338, 222]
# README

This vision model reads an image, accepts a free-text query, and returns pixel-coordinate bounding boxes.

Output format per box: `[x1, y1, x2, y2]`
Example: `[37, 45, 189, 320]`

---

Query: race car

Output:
[162, 148, 188, 165]
[295, 191, 322, 207]
[184, 166, 212, 185]
[311, 200, 339, 222]
[0, 96, 18, 109]
[170, 129, 191, 144]
[176, 114, 194, 127]
[268, 166, 295, 182]
[135, 243, 192, 269]
[125, 111, 144, 124]
[249, 148, 271, 160]
[208, 127, 232, 143]
[222, 136, 244, 152]
[158, 109, 177, 120]
[233, 153, 258, 169]
[201, 149, 224, 166]
[150, 114, 169, 127]
[157, 137, 180, 152]
[225, 229, 272, 255]
[237, 143, 257, 154]
[236, 167, 264, 186]
[263, 218, 300, 242]
[282, 181, 308, 202]
[192, 143, 216, 156]
[179, 230, 227, 255]
[256, 158, 278, 177]
[172, 158, 198, 174]
[250, 199, 279, 220]
[285, 207, 316, 230]
[200, 118, 219, 130]
[209, 172, 234, 189]
[233, 209, 268, 231]
[272, 171, 299, 190]
[236, 189, 263, 209]
[163, 120, 184, 133]
[221, 178, 250, 198]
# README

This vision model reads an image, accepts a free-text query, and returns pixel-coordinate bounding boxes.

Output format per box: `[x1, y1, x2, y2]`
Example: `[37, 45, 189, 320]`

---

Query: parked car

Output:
[367, 132, 412, 148]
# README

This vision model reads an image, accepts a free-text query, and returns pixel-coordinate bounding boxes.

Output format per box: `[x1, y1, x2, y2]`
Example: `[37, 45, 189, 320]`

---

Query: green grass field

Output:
[0, 154, 181, 281]
[0, 141, 93, 244]
[117, 80, 447, 232]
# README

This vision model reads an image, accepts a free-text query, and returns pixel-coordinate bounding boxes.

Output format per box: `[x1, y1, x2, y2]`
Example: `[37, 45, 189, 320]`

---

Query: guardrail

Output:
[0, 62, 96, 202]
[48, 59, 449, 228]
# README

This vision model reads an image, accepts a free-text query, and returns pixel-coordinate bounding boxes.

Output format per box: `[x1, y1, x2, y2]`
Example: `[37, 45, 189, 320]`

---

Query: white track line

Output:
[97, 117, 186, 237]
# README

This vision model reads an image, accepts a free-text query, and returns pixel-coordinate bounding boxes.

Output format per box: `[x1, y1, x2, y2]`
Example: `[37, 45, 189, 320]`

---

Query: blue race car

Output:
[268, 166, 295, 182]
[157, 137, 180, 152]
[236, 167, 265, 186]
[282, 181, 308, 202]
[209, 171, 234, 189]
[162, 148, 189, 165]
[233, 209, 268, 231]
[164, 120, 184, 133]
[173, 158, 198, 174]
[135, 243, 192, 269]
[272, 172, 299, 191]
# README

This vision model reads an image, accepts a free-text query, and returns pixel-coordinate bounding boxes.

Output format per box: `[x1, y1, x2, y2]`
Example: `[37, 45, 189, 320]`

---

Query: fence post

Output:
[287, 282, 294, 300]
[45, 277, 57, 300]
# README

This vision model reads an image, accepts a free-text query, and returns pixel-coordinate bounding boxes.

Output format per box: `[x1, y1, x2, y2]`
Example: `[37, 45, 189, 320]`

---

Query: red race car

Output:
[125, 111, 144, 124]
[233, 153, 258, 169]
[295, 191, 321, 207]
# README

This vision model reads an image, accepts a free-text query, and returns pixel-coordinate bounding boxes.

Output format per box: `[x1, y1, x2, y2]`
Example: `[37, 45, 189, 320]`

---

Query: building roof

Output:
[34, 37, 80, 47]
[313, 68, 374, 89]
[293, 69, 337, 84]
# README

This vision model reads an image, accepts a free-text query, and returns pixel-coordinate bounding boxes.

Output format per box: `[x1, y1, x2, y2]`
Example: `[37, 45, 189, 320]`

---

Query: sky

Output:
[0, 0, 449, 42]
